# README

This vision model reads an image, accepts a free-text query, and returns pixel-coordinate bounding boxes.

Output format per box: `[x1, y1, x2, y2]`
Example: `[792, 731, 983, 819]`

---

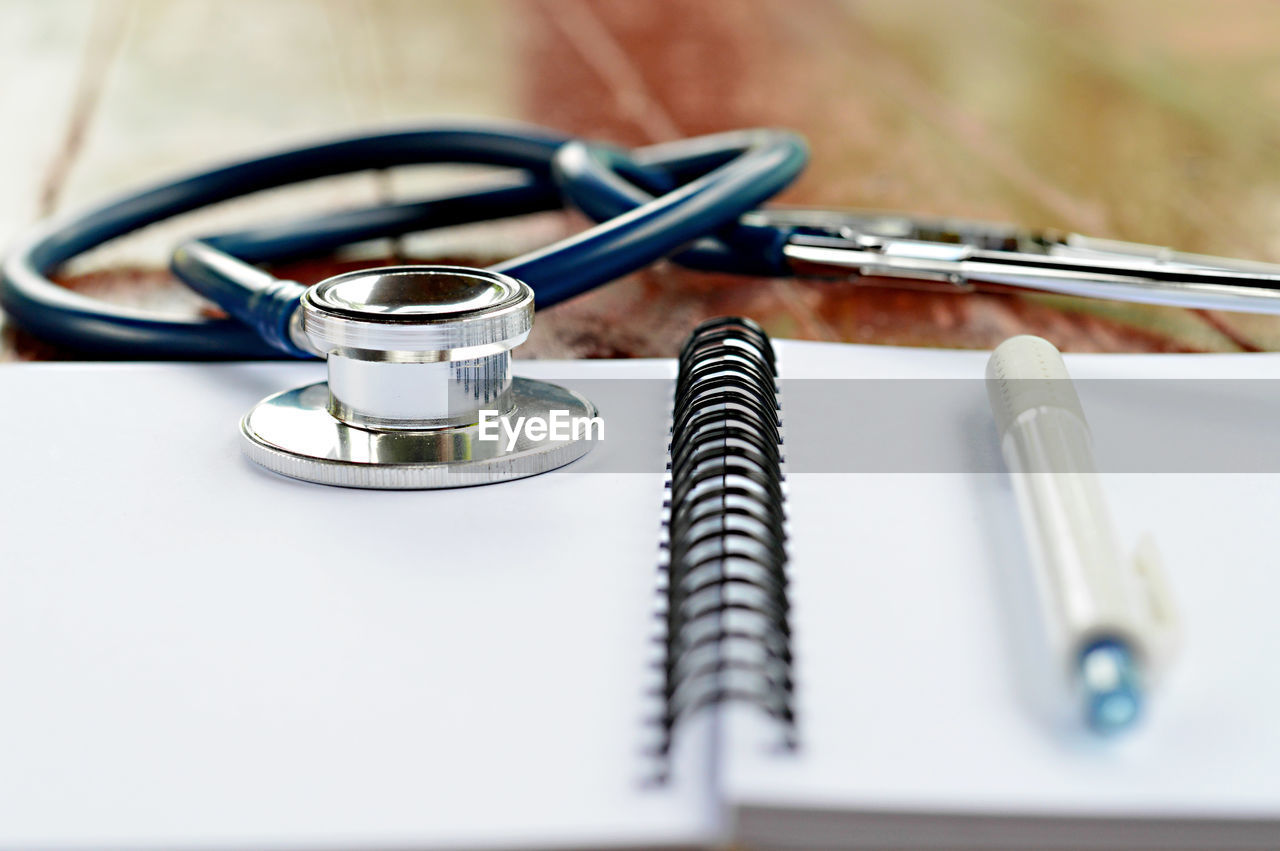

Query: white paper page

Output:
[0, 359, 715, 850]
[723, 341, 1280, 834]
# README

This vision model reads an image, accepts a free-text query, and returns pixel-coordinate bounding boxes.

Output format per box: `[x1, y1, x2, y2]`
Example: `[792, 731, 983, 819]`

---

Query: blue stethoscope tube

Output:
[0, 124, 807, 359]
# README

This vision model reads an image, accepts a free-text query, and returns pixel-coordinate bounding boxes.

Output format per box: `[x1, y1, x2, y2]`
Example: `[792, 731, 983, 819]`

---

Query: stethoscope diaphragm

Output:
[240, 265, 597, 489]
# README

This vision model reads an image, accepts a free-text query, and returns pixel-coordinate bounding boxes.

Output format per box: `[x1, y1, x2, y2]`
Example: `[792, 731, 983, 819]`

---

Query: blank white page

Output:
[724, 341, 1280, 847]
[0, 359, 714, 850]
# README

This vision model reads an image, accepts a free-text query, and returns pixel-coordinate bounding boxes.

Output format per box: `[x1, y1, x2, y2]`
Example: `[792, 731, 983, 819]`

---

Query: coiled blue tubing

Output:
[0, 123, 808, 358]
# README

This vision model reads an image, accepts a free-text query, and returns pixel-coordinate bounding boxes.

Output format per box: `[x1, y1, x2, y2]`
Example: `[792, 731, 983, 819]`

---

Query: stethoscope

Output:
[6, 121, 1280, 489]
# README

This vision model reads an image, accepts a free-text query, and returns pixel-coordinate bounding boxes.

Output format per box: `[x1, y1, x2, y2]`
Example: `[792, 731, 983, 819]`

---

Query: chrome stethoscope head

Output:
[241, 265, 597, 489]
[753, 208, 1280, 315]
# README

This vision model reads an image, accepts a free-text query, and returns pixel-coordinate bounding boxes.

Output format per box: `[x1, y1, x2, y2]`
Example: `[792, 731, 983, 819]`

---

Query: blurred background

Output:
[6, 0, 1280, 360]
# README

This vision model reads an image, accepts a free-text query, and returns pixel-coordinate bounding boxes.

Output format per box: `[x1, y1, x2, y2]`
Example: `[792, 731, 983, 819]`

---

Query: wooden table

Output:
[5, 0, 1280, 360]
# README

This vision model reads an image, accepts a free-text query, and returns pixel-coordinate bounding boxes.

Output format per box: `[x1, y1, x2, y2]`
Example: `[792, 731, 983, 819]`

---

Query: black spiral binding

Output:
[653, 317, 793, 771]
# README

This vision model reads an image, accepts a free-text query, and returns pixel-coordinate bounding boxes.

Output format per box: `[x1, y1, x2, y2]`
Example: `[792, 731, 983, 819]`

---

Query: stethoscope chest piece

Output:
[240, 265, 598, 489]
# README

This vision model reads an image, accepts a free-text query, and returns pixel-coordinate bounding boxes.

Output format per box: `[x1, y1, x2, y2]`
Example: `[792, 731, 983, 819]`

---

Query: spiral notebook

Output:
[2, 320, 1280, 849]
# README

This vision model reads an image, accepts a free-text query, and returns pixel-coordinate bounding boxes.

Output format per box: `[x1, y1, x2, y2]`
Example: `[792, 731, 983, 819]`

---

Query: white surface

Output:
[726, 341, 1280, 835]
[7, 342, 1280, 849]
[0, 358, 711, 850]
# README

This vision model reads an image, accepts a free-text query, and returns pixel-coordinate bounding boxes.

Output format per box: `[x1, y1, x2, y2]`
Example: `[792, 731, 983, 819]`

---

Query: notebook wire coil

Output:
[654, 316, 794, 770]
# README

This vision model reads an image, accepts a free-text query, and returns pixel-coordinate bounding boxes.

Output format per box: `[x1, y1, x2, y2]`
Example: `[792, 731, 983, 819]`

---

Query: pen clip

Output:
[1130, 534, 1181, 679]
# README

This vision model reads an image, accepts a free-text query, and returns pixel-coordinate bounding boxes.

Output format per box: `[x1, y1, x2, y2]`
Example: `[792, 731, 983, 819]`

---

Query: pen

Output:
[986, 335, 1178, 734]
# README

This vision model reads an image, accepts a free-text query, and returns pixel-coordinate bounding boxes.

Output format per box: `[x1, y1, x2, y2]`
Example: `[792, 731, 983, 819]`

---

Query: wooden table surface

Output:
[6, 0, 1280, 360]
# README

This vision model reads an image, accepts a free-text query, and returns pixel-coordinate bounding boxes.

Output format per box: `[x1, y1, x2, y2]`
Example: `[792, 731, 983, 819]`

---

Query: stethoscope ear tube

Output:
[0, 124, 569, 358]
[548, 130, 803, 279]
[169, 176, 563, 358]
[0, 124, 808, 359]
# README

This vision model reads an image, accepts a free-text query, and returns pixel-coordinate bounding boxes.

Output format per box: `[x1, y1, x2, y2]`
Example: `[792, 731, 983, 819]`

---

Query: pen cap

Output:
[986, 335, 1088, 441]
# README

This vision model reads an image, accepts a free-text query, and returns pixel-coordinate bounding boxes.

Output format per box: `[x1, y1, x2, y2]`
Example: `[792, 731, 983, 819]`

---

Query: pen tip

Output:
[1078, 639, 1144, 735]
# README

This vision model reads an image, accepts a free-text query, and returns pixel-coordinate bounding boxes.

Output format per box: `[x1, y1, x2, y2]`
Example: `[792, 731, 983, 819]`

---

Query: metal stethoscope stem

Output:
[763, 208, 1280, 315]
[301, 266, 532, 431]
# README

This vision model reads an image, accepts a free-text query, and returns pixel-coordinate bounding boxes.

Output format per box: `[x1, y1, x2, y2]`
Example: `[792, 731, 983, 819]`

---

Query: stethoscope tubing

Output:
[0, 123, 807, 359]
